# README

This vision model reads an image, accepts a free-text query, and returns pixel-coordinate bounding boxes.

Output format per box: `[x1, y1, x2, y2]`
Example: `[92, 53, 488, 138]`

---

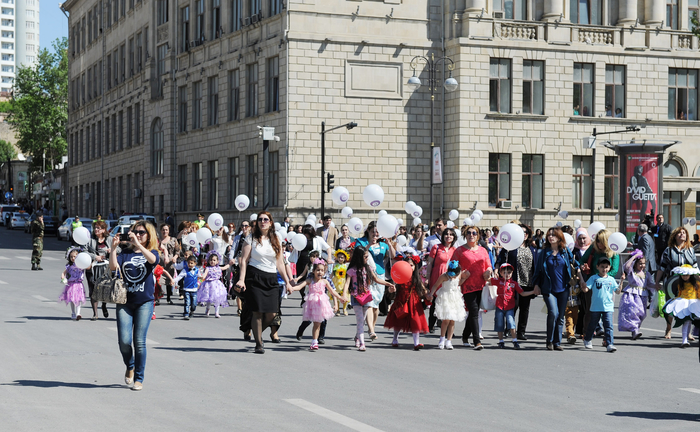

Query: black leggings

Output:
[461, 291, 482, 345]
[514, 289, 534, 336]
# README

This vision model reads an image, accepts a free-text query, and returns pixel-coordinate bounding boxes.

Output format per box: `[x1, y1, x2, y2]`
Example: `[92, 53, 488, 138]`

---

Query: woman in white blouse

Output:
[236, 211, 293, 354]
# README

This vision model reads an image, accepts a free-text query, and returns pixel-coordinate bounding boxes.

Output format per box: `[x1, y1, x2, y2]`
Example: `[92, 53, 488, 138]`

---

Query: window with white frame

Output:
[605, 65, 625, 118]
[522, 60, 544, 115]
[668, 68, 698, 120]
[573, 63, 594, 117]
[489, 58, 511, 113]
[572, 156, 592, 209]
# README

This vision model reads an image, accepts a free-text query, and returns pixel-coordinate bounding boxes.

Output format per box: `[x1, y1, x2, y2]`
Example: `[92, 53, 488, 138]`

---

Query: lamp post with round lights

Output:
[407, 52, 458, 222]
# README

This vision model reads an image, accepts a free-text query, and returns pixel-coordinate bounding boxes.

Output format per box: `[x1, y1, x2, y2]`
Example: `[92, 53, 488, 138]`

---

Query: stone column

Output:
[618, 0, 639, 26]
[465, 0, 487, 14]
[644, 0, 665, 26]
[542, 0, 565, 22]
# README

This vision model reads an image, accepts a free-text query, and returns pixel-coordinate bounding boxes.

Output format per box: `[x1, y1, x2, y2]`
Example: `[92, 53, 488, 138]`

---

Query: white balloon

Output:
[234, 195, 250, 211]
[563, 233, 575, 252]
[608, 232, 628, 253]
[397, 218, 404, 226]
[411, 206, 423, 218]
[363, 184, 385, 207]
[449, 210, 459, 221]
[348, 217, 364, 236]
[471, 213, 482, 224]
[558, 210, 569, 219]
[207, 213, 224, 230]
[331, 186, 350, 205]
[498, 223, 525, 251]
[413, 217, 422, 226]
[250, 213, 258, 222]
[274, 222, 281, 230]
[196, 227, 213, 245]
[555, 221, 563, 227]
[378, 210, 388, 218]
[72, 227, 90, 246]
[463, 217, 473, 226]
[405, 201, 417, 214]
[587, 222, 605, 238]
[330, 221, 335, 228]
[286, 231, 296, 242]
[315, 223, 323, 229]
[573, 219, 582, 229]
[341, 207, 353, 218]
[75, 252, 92, 270]
[472, 209, 484, 218]
[183, 233, 198, 248]
[305, 219, 315, 226]
[446, 221, 455, 228]
[307, 214, 317, 222]
[276, 231, 284, 244]
[377, 214, 399, 238]
[291, 234, 307, 250]
[396, 235, 407, 246]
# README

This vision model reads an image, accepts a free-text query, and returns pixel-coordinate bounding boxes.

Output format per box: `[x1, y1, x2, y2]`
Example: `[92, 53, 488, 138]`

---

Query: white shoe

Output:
[71, 314, 76, 320]
[583, 340, 592, 349]
[463, 342, 472, 348]
[607, 344, 617, 352]
[438, 340, 445, 350]
[445, 341, 454, 350]
[479, 334, 484, 340]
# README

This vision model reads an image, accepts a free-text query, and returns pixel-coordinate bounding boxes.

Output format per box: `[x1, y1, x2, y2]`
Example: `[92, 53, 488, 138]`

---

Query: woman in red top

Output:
[454, 225, 492, 349]
[425, 227, 457, 332]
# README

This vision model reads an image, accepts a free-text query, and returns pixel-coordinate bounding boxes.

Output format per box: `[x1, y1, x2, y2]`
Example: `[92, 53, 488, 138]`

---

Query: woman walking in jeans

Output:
[109, 220, 160, 391]
[454, 225, 492, 350]
[533, 228, 581, 351]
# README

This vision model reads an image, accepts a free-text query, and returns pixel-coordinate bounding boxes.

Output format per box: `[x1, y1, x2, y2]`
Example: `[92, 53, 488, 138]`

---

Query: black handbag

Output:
[93, 270, 127, 304]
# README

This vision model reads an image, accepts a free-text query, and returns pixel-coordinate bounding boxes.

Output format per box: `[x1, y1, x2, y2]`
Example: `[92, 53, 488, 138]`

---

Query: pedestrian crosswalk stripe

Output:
[0, 256, 9, 260]
[32, 295, 51, 301]
[285, 399, 385, 432]
[0, 280, 7, 285]
[680, 388, 700, 395]
[42, 256, 59, 261]
[14, 256, 30, 260]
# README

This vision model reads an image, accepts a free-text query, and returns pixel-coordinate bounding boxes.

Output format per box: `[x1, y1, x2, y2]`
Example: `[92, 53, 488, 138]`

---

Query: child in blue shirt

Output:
[582, 257, 620, 352]
[173, 255, 200, 320]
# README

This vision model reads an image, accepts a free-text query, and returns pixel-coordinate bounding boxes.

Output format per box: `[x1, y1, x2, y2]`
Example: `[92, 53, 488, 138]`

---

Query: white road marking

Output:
[0, 280, 7, 285]
[32, 295, 51, 301]
[0, 256, 9, 260]
[680, 388, 700, 395]
[14, 256, 30, 260]
[107, 327, 160, 345]
[285, 399, 385, 432]
[42, 256, 59, 261]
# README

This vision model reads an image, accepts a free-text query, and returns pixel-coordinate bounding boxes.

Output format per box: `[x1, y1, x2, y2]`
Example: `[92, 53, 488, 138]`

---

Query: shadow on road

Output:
[20, 316, 71, 321]
[607, 411, 700, 422]
[2, 380, 123, 389]
[154, 346, 250, 353]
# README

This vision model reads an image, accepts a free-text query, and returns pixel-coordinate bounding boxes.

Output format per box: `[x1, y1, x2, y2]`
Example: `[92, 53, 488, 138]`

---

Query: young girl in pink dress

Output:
[59, 247, 87, 320]
[197, 251, 230, 318]
[290, 259, 343, 351]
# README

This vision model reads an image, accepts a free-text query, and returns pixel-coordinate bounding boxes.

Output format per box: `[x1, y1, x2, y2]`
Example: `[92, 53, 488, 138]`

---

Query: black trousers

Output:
[514, 288, 534, 336]
[461, 291, 482, 345]
[297, 320, 327, 339]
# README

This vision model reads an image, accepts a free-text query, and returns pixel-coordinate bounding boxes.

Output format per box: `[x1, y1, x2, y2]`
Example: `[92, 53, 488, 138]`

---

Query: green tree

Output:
[0, 139, 16, 161]
[7, 37, 68, 172]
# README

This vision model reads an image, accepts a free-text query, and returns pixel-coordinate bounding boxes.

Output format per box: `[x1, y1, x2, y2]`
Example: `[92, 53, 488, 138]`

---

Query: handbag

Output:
[355, 289, 373, 306]
[393, 301, 409, 319]
[480, 284, 497, 311]
[93, 270, 127, 304]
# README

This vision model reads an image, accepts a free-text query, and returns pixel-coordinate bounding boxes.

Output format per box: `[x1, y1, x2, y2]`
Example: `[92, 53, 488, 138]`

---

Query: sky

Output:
[40, 0, 69, 50]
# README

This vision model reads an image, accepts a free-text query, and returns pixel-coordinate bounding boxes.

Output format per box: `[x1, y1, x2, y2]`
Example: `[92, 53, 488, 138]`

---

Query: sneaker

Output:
[71, 313, 76, 320]
[497, 341, 505, 349]
[358, 344, 366, 351]
[567, 336, 577, 345]
[445, 341, 454, 350]
[463, 342, 472, 348]
[681, 342, 691, 348]
[438, 340, 445, 350]
[318, 339, 325, 345]
[512, 341, 521, 350]
[479, 334, 484, 340]
[583, 340, 593, 349]
[607, 344, 617, 352]
[184, 315, 190, 320]
[309, 343, 319, 351]
[474, 344, 484, 350]
[215, 313, 221, 318]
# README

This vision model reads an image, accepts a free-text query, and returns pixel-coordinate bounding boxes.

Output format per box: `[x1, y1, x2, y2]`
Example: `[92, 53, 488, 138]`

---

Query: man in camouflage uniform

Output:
[31, 212, 44, 271]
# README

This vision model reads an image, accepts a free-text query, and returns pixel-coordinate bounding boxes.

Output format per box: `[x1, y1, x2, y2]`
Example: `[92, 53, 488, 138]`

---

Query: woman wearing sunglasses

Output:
[109, 221, 160, 391]
[235, 211, 293, 354]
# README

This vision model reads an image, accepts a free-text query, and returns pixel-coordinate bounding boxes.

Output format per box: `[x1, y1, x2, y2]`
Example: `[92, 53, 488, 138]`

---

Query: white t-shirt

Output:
[425, 234, 441, 253]
[313, 237, 331, 258]
[245, 234, 278, 274]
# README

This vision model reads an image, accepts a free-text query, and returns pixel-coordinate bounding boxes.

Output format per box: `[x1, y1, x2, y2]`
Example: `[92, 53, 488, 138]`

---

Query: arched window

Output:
[695, 166, 700, 177]
[663, 159, 682, 177]
[151, 118, 164, 176]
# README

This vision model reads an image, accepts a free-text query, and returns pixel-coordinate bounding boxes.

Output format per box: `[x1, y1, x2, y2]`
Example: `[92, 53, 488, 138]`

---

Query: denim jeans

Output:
[116, 301, 154, 383]
[585, 311, 614, 346]
[544, 290, 568, 346]
[184, 291, 197, 315]
[493, 307, 516, 333]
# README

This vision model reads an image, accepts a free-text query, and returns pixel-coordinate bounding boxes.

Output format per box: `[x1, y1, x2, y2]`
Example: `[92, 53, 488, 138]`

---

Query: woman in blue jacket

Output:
[533, 227, 582, 351]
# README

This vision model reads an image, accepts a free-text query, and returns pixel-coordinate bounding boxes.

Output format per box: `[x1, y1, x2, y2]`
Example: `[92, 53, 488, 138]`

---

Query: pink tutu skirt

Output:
[302, 292, 335, 322]
[59, 281, 85, 305]
[197, 280, 229, 307]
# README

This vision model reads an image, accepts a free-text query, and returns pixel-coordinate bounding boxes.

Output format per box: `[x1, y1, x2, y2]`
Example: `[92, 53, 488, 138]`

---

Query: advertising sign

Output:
[625, 154, 658, 240]
[432, 147, 442, 184]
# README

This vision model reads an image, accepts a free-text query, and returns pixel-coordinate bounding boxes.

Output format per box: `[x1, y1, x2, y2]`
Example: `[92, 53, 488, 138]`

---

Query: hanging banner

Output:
[625, 154, 658, 240]
[432, 147, 443, 185]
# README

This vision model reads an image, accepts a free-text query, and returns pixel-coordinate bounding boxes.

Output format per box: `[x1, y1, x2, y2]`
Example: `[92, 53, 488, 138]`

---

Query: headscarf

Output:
[574, 228, 591, 253]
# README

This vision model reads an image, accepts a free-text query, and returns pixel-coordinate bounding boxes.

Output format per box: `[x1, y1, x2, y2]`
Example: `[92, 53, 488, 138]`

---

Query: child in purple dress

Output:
[59, 247, 87, 320]
[197, 251, 230, 318]
[619, 250, 656, 340]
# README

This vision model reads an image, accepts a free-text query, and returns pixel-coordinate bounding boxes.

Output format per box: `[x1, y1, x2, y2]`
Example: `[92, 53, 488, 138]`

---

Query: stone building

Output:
[63, 0, 700, 234]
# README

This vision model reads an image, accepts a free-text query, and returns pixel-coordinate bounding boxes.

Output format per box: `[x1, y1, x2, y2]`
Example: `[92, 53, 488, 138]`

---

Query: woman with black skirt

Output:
[235, 211, 293, 354]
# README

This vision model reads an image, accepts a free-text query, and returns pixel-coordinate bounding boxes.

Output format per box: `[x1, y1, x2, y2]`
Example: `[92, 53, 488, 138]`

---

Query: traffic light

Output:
[326, 173, 335, 192]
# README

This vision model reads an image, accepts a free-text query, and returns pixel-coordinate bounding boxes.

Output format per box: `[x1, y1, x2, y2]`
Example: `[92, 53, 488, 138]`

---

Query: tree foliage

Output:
[7, 37, 68, 171]
[0, 139, 16, 161]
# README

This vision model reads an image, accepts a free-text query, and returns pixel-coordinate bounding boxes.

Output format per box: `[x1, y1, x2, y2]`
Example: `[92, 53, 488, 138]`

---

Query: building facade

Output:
[0, 0, 40, 94]
[63, 0, 700, 234]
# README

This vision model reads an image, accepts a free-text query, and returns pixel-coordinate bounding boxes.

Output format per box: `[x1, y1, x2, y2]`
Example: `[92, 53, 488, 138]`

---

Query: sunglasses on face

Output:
[242, 224, 250, 228]
[133, 230, 148, 236]
[258, 217, 270, 223]
[466, 231, 478, 236]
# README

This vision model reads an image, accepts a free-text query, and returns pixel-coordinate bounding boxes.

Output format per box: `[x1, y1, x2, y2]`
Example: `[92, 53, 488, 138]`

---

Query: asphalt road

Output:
[1, 226, 699, 431]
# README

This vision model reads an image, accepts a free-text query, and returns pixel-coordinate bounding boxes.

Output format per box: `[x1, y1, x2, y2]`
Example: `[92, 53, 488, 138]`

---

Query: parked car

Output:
[110, 224, 134, 240]
[117, 214, 157, 227]
[0, 205, 20, 226]
[24, 213, 58, 236]
[8, 212, 29, 229]
[58, 217, 93, 241]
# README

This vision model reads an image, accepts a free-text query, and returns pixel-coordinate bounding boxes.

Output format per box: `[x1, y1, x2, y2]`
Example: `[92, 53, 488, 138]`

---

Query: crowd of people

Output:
[54, 210, 700, 391]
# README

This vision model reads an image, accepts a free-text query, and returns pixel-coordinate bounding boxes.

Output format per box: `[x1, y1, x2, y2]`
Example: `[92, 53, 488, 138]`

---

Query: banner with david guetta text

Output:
[625, 154, 659, 240]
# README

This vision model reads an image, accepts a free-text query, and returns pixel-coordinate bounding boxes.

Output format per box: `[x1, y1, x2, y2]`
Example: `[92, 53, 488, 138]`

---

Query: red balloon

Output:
[391, 261, 413, 285]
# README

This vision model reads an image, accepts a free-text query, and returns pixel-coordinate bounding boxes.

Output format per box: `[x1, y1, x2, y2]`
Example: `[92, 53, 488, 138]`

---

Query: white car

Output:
[7, 212, 29, 229]
[58, 217, 93, 241]
[0, 205, 20, 226]
[117, 214, 157, 227]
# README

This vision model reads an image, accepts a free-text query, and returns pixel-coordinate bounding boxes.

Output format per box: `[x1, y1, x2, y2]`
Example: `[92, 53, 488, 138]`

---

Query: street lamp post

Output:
[407, 52, 458, 223]
[320, 121, 357, 218]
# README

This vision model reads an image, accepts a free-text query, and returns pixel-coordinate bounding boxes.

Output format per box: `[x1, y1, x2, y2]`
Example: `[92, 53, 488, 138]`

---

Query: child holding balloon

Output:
[384, 253, 429, 349]
[59, 247, 88, 320]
